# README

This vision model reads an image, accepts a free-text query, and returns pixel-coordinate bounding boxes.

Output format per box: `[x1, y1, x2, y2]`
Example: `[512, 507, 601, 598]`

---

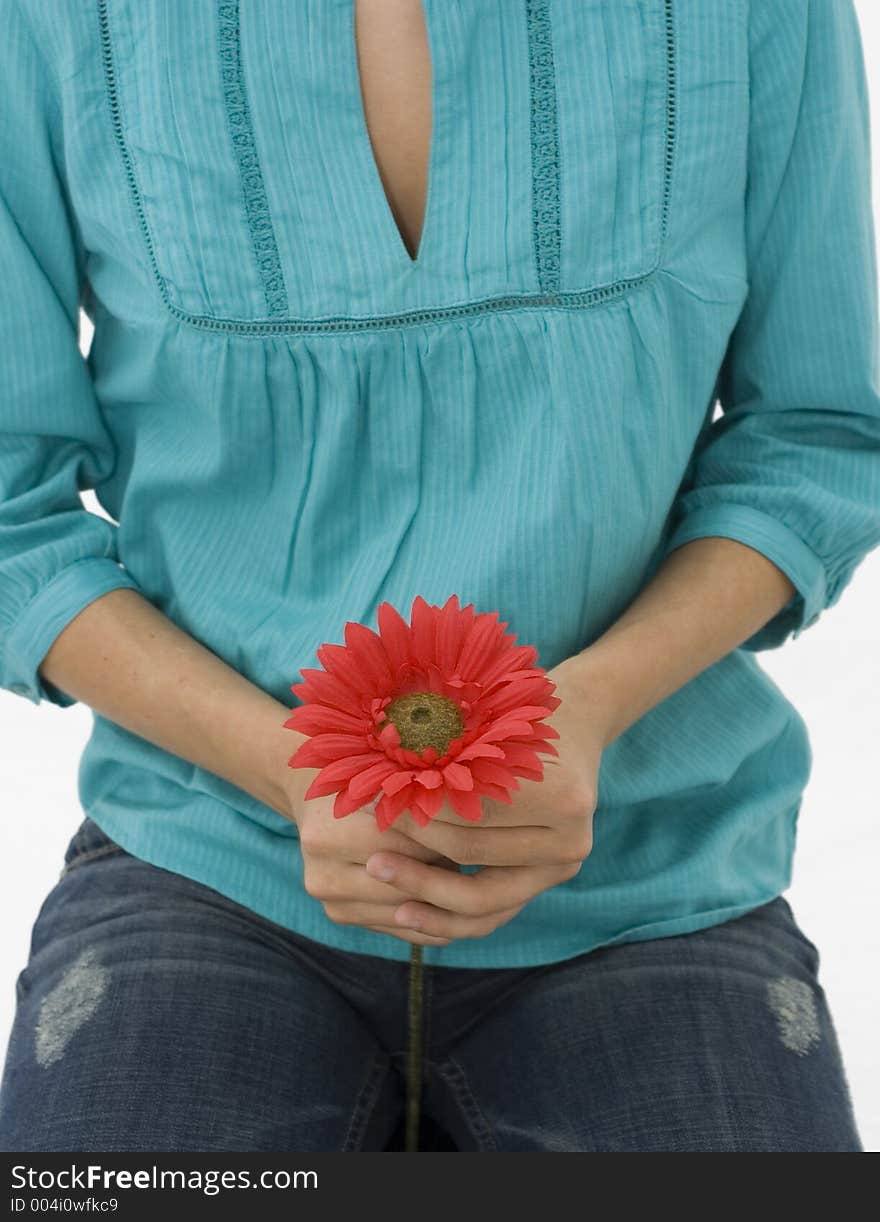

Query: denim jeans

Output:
[0, 815, 864, 1152]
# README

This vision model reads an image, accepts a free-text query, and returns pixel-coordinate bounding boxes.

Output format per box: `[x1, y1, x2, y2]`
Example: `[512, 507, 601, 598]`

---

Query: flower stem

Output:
[405, 944, 424, 1152]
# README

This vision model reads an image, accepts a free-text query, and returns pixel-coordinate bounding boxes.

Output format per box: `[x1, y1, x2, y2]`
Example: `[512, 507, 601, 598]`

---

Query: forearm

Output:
[569, 536, 798, 747]
[31, 535, 795, 819]
[37, 587, 310, 821]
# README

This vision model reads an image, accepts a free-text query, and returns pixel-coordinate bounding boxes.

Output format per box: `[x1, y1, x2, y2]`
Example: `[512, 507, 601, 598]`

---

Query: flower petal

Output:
[284, 704, 366, 736]
[529, 722, 561, 742]
[500, 704, 556, 722]
[375, 796, 405, 832]
[455, 741, 507, 762]
[445, 786, 484, 822]
[302, 752, 386, 799]
[455, 611, 505, 681]
[287, 733, 374, 768]
[477, 643, 538, 689]
[442, 761, 474, 790]
[468, 759, 520, 790]
[346, 758, 401, 802]
[414, 768, 443, 789]
[503, 734, 559, 757]
[475, 781, 515, 804]
[409, 594, 438, 669]
[378, 720, 401, 749]
[381, 769, 415, 796]
[376, 601, 414, 676]
[477, 672, 548, 707]
[333, 786, 370, 818]
[477, 719, 534, 742]
[499, 743, 545, 772]
[376, 784, 415, 830]
[294, 667, 362, 713]
[315, 641, 372, 695]
[343, 620, 395, 688]
[435, 594, 469, 674]
[412, 784, 446, 821]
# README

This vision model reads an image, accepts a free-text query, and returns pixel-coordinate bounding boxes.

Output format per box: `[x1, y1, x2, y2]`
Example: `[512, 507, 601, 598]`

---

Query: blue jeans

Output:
[0, 815, 863, 1152]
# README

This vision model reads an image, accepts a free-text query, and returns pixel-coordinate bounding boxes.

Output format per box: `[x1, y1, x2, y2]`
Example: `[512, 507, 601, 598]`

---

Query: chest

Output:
[354, 0, 433, 262]
[81, 0, 750, 330]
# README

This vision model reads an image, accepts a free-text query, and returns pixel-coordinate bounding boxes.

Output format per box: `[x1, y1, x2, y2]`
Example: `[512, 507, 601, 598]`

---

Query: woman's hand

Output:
[361, 654, 608, 941]
[286, 789, 461, 946]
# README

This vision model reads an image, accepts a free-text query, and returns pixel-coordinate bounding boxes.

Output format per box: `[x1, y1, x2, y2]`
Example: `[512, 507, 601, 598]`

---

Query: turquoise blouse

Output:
[2, 0, 879, 968]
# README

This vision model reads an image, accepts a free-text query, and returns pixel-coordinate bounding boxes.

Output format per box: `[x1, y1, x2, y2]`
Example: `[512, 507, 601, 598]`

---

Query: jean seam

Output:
[59, 844, 124, 878]
[430, 1056, 498, 1151]
[423, 960, 434, 1078]
[340, 1048, 392, 1152]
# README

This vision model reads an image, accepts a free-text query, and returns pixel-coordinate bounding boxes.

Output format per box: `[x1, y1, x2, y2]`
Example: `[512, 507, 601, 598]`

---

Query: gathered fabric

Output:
[1, 0, 879, 968]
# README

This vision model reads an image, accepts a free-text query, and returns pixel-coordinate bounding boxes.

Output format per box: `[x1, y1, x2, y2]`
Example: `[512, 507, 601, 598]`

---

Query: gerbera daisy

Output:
[283, 594, 561, 830]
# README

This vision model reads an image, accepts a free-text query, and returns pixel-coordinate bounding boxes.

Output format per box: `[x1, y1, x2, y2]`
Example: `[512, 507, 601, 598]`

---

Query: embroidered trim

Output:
[217, 1, 289, 316]
[98, 0, 677, 336]
[661, 0, 677, 246]
[525, 0, 561, 294]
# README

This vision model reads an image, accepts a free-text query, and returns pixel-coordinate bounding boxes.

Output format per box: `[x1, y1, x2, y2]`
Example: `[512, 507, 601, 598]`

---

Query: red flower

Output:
[283, 594, 561, 830]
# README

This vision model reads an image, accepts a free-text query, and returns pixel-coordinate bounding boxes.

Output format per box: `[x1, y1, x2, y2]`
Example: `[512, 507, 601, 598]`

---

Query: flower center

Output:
[383, 691, 464, 756]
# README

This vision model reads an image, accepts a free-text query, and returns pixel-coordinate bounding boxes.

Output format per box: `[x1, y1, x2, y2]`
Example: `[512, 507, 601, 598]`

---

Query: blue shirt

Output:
[2, 0, 879, 968]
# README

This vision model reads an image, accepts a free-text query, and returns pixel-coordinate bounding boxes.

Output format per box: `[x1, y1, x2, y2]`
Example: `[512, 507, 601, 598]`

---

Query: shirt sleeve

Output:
[660, 0, 880, 651]
[0, 0, 143, 707]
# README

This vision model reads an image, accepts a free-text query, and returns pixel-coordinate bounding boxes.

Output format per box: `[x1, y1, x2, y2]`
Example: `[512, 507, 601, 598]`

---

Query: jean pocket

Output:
[60, 816, 126, 877]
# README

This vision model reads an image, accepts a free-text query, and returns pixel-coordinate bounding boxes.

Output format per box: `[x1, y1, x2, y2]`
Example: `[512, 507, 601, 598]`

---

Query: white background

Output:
[2, 1, 879, 1151]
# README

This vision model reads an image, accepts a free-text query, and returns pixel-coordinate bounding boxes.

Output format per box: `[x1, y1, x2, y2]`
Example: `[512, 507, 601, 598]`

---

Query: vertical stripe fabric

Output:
[217, 1, 289, 316]
[0, 0, 878, 967]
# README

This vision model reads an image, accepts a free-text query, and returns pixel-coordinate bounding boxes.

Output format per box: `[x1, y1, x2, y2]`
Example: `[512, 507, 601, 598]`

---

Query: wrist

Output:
[559, 644, 638, 750]
[249, 699, 313, 824]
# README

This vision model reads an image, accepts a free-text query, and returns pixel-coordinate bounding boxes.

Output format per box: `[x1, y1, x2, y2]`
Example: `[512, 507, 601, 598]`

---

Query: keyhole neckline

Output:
[349, 0, 438, 269]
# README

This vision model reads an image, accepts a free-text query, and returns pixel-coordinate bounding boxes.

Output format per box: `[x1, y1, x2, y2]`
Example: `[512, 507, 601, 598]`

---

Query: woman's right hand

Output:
[286, 785, 459, 947]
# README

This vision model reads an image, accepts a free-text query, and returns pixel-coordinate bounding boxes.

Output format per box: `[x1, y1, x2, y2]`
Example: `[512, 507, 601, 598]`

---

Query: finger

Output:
[365, 855, 578, 918]
[363, 923, 453, 946]
[299, 807, 454, 866]
[397, 788, 553, 832]
[324, 899, 454, 944]
[383, 821, 566, 867]
[391, 901, 528, 941]
[305, 861, 450, 906]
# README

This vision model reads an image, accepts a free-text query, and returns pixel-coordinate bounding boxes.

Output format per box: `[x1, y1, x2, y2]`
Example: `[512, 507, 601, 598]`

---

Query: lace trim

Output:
[525, 0, 561, 294]
[217, 1, 289, 317]
[98, 0, 676, 334]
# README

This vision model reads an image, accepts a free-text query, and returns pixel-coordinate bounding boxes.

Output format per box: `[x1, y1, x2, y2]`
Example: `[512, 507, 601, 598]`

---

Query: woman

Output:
[0, 0, 876, 1152]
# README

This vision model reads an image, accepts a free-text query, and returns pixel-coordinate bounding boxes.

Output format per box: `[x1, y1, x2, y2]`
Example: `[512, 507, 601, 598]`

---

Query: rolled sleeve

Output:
[0, 0, 143, 707]
[3, 557, 141, 706]
[662, 0, 880, 651]
[663, 502, 828, 647]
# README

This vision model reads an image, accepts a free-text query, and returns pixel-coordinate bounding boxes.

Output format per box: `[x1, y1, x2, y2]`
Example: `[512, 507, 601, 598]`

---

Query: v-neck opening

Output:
[349, 0, 437, 269]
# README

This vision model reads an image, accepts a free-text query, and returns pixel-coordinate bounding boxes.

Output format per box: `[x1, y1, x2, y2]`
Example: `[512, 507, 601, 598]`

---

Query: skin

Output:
[36, 2, 799, 947]
[297, 534, 798, 943]
[353, 0, 432, 261]
[40, 534, 796, 948]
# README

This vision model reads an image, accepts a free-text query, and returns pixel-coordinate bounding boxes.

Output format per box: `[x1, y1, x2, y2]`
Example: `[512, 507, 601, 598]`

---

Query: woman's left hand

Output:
[363, 653, 609, 940]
